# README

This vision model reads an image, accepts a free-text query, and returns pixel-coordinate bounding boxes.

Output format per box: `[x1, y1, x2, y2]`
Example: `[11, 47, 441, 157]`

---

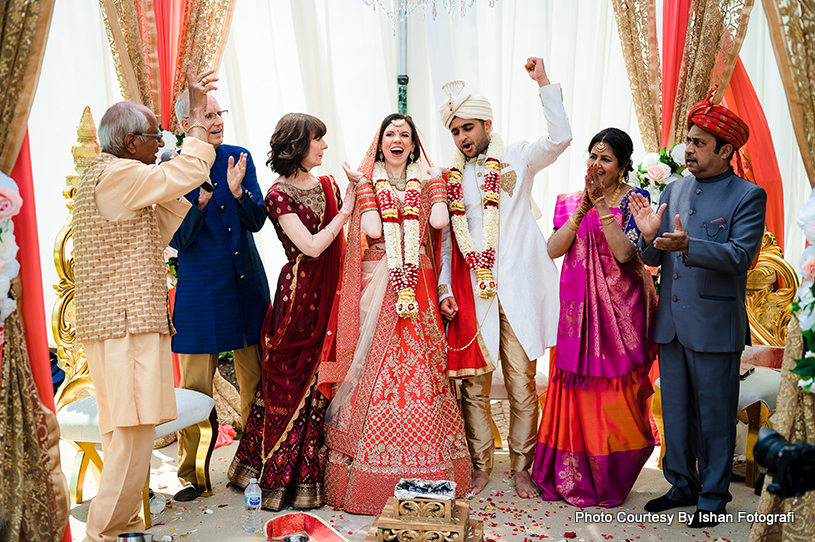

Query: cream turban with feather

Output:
[438, 80, 493, 130]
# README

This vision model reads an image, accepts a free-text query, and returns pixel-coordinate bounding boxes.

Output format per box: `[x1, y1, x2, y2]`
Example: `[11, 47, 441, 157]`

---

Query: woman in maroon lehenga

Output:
[228, 113, 354, 510]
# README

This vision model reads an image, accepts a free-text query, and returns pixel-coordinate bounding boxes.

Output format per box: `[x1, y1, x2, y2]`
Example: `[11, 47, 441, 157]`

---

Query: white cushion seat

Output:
[57, 388, 215, 442]
[57, 388, 216, 528]
[738, 366, 782, 411]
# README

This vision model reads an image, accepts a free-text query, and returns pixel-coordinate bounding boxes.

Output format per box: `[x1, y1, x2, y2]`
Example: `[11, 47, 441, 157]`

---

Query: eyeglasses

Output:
[203, 110, 228, 122]
[132, 131, 164, 141]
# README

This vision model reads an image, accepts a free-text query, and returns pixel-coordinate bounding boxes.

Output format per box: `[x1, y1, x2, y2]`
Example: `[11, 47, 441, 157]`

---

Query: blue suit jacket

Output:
[170, 144, 271, 354]
[639, 169, 766, 353]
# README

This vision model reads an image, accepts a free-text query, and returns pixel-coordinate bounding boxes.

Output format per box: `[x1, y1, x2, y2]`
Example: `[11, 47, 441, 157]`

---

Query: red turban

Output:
[687, 88, 749, 149]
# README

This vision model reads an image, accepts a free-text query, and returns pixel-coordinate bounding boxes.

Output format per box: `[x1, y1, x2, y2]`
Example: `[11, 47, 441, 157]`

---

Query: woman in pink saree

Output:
[532, 128, 657, 507]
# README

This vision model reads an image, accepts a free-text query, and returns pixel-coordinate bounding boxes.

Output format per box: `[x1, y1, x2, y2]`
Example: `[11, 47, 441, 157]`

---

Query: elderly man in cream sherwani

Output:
[437, 57, 571, 498]
[73, 71, 221, 542]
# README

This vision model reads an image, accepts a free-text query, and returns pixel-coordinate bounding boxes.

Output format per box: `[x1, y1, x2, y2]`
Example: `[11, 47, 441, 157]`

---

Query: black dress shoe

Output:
[688, 509, 721, 528]
[644, 494, 695, 512]
[173, 483, 201, 502]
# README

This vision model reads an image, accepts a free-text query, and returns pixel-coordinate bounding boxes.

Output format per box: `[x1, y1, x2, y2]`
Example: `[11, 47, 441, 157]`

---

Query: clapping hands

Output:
[628, 192, 688, 252]
[226, 153, 248, 197]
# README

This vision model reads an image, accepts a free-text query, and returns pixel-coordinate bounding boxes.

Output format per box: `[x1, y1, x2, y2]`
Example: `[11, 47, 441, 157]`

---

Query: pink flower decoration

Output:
[802, 256, 815, 282]
[645, 163, 671, 184]
[0, 184, 22, 221]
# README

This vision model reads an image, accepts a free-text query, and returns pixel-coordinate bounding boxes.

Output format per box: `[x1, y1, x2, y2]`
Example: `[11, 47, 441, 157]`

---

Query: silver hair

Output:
[98, 102, 151, 156]
[175, 89, 190, 125]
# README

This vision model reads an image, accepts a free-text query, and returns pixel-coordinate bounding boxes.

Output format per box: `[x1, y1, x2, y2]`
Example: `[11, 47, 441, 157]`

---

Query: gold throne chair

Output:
[53, 108, 215, 527]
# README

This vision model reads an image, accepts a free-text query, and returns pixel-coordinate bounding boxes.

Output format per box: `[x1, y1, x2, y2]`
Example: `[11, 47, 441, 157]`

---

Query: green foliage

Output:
[166, 256, 178, 280]
[219, 351, 234, 363]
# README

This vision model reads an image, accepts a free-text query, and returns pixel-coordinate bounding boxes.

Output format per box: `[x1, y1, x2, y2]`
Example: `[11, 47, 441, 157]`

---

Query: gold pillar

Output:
[53, 107, 99, 410]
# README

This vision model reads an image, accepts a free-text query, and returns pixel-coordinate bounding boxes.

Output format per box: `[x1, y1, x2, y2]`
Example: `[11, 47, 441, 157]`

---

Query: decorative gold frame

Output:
[53, 107, 98, 411]
[746, 230, 800, 347]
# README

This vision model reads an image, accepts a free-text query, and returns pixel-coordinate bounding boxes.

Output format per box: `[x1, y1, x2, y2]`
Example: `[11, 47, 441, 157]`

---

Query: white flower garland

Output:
[447, 133, 503, 298]
[373, 161, 422, 318]
[794, 188, 815, 393]
[0, 174, 22, 322]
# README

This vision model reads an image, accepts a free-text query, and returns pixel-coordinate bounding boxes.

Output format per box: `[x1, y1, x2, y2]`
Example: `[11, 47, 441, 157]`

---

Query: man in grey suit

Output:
[629, 93, 766, 528]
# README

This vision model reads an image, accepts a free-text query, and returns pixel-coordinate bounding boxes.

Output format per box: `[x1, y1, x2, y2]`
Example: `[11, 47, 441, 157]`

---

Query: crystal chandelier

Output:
[362, 0, 497, 21]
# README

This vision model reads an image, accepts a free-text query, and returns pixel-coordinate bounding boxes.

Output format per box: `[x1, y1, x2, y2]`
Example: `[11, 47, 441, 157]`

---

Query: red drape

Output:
[154, 0, 185, 129]
[10, 132, 53, 412]
[660, 0, 690, 148]
[157, 0, 187, 386]
[168, 288, 181, 387]
[11, 131, 72, 542]
[722, 59, 785, 249]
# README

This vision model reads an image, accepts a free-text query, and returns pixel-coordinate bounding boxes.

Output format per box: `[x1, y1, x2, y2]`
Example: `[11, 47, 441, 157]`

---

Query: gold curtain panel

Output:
[99, 0, 161, 116]
[763, 0, 815, 188]
[749, 318, 815, 542]
[169, 0, 236, 134]
[671, 0, 753, 147]
[710, 0, 756, 103]
[0, 310, 66, 541]
[611, 0, 661, 153]
[0, 0, 55, 174]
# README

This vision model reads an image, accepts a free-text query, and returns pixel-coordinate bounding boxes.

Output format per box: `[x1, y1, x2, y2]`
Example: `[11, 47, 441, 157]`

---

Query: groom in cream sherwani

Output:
[437, 57, 571, 498]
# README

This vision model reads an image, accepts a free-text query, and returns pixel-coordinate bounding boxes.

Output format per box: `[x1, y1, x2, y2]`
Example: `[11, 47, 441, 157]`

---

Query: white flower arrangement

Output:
[791, 187, 815, 393]
[635, 143, 689, 209]
[0, 173, 23, 322]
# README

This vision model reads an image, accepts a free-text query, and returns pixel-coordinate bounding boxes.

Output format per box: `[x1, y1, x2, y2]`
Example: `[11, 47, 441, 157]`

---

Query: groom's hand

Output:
[525, 57, 551, 87]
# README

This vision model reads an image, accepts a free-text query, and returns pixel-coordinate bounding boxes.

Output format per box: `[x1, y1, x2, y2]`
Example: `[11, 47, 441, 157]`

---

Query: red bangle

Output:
[427, 177, 447, 206]
[356, 182, 377, 212]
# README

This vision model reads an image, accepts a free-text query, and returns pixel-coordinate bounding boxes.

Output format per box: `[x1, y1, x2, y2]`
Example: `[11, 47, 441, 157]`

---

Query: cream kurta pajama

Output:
[439, 84, 571, 474]
[75, 138, 215, 542]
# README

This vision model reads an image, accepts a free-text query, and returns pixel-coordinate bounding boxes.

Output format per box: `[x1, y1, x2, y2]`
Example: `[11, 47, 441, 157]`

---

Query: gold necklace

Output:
[388, 177, 407, 191]
[609, 182, 623, 208]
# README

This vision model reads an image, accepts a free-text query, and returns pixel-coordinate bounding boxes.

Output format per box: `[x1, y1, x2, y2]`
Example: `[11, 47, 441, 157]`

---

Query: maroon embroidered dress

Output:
[228, 176, 343, 510]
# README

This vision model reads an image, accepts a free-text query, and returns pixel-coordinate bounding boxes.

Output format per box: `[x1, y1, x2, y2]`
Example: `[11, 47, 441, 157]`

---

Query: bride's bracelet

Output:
[427, 176, 447, 205]
[355, 181, 378, 213]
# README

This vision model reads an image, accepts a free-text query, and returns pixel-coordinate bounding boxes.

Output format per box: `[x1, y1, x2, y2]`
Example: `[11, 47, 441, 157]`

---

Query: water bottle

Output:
[243, 478, 262, 532]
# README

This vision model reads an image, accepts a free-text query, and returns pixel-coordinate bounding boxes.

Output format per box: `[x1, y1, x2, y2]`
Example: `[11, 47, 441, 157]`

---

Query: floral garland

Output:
[791, 188, 815, 394]
[635, 143, 690, 211]
[164, 247, 179, 288]
[373, 160, 422, 318]
[0, 173, 23, 322]
[447, 133, 503, 298]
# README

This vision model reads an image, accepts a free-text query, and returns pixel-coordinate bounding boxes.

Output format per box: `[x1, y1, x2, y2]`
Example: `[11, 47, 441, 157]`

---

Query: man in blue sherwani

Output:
[629, 93, 766, 528]
[170, 91, 270, 501]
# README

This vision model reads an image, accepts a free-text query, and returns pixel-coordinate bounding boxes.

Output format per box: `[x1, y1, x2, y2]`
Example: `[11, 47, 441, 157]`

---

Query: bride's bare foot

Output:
[471, 469, 490, 495]
[513, 470, 541, 498]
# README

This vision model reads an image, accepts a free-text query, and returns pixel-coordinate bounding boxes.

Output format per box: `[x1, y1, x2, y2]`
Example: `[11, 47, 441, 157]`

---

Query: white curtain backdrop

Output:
[29, 0, 807, 345]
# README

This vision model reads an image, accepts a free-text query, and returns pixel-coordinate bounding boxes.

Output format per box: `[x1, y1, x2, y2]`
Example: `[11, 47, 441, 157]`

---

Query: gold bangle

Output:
[599, 213, 615, 225]
[186, 123, 207, 133]
[324, 226, 336, 239]
[593, 195, 605, 203]
[567, 216, 580, 231]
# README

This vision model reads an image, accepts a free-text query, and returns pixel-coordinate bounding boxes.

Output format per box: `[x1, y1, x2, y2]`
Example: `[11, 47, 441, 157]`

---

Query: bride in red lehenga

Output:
[319, 113, 472, 515]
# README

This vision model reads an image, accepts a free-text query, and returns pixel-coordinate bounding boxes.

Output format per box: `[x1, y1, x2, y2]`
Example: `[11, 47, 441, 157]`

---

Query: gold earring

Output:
[618, 171, 624, 185]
